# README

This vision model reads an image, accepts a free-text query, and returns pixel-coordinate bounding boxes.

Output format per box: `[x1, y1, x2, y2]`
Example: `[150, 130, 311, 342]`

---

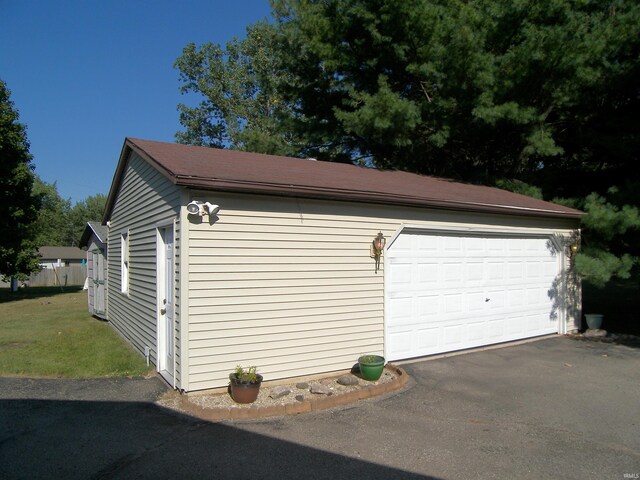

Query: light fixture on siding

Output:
[187, 200, 220, 217]
[561, 235, 580, 261]
[370, 231, 386, 273]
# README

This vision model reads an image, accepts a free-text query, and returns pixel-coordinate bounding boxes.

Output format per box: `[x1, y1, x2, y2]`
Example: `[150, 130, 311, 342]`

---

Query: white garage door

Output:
[385, 231, 560, 361]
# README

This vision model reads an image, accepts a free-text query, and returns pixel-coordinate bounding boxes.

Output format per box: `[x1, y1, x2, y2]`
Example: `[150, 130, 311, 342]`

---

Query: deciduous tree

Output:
[174, 21, 300, 155]
[0, 79, 40, 283]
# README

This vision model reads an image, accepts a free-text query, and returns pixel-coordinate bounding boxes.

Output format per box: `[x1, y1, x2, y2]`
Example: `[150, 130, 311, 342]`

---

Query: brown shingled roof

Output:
[104, 137, 582, 221]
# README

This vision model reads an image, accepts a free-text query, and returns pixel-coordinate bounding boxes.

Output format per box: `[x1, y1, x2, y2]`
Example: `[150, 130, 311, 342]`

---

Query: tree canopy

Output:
[32, 176, 106, 248]
[273, 0, 639, 186]
[175, 21, 300, 155]
[175, 0, 640, 286]
[0, 79, 40, 281]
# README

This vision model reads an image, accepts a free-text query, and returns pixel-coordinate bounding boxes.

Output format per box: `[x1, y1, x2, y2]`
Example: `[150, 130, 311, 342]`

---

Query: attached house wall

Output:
[183, 191, 579, 391]
[107, 152, 182, 382]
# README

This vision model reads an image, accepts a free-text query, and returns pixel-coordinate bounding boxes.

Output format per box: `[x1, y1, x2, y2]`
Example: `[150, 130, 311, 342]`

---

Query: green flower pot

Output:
[358, 355, 385, 381]
[585, 314, 604, 330]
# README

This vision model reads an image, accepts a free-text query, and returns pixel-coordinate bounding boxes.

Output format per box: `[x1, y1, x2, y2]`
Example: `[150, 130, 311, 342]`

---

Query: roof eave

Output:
[178, 177, 583, 221]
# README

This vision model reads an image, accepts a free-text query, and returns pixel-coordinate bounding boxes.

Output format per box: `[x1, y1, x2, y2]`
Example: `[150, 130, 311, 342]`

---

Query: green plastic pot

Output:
[585, 314, 604, 330]
[358, 355, 385, 381]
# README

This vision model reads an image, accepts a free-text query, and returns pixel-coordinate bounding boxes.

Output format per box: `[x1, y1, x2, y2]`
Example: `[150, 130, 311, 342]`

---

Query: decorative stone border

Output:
[173, 364, 409, 422]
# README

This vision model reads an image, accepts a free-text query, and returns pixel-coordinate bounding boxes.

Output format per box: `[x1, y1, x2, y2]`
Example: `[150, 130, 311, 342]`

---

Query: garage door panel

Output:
[464, 291, 486, 312]
[467, 320, 486, 341]
[417, 235, 439, 252]
[388, 261, 412, 287]
[443, 325, 464, 346]
[387, 330, 413, 357]
[417, 295, 439, 317]
[526, 261, 542, 278]
[443, 262, 463, 283]
[417, 327, 440, 351]
[487, 261, 505, 281]
[386, 231, 560, 361]
[465, 236, 485, 253]
[443, 293, 464, 314]
[507, 316, 525, 335]
[466, 262, 484, 285]
[388, 297, 412, 325]
[488, 238, 507, 254]
[417, 262, 439, 285]
[444, 236, 463, 252]
[507, 288, 525, 307]
[488, 318, 506, 338]
[507, 262, 524, 279]
[486, 289, 505, 309]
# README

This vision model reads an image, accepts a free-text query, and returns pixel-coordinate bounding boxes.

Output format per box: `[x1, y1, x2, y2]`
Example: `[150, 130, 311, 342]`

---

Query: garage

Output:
[385, 228, 561, 361]
[104, 138, 582, 390]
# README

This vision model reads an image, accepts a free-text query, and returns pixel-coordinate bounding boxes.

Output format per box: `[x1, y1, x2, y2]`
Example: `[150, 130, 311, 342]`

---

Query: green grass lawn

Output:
[0, 287, 152, 378]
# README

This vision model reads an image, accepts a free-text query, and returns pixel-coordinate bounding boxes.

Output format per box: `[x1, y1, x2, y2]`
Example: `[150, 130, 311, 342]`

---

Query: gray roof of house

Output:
[79, 222, 108, 248]
[38, 246, 86, 261]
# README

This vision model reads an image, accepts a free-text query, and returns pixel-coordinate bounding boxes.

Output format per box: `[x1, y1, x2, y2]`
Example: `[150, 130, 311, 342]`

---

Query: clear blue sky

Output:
[1, 0, 272, 203]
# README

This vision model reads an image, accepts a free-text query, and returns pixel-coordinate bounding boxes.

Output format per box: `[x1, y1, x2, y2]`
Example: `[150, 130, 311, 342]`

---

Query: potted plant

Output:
[358, 355, 385, 381]
[584, 314, 604, 330]
[229, 365, 263, 404]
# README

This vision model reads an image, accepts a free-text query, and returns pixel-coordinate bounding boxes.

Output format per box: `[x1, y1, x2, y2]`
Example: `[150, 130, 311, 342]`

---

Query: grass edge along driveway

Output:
[0, 287, 151, 378]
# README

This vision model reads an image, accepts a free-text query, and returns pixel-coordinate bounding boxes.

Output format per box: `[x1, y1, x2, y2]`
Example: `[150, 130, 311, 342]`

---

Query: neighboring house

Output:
[103, 137, 582, 392]
[38, 246, 86, 269]
[80, 222, 108, 319]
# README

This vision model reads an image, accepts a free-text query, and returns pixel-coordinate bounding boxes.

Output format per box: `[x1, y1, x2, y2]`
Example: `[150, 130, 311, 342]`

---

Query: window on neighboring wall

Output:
[121, 232, 129, 293]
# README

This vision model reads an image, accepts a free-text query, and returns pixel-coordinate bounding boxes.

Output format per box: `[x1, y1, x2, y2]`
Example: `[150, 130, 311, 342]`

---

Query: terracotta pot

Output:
[229, 374, 263, 404]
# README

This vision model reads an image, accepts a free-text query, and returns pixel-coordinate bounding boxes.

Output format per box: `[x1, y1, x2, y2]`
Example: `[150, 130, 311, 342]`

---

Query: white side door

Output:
[158, 227, 175, 382]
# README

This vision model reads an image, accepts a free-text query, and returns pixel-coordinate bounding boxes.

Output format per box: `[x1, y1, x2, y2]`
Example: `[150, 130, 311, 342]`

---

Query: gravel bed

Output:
[160, 368, 399, 412]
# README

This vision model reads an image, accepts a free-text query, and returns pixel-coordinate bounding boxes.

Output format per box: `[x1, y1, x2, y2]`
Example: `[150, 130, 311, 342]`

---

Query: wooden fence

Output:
[27, 266, 87, 287]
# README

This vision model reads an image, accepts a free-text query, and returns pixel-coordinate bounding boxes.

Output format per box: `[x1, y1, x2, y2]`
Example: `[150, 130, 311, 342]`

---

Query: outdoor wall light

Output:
[370, 231, 386, 273]
[187, 200, 220, 217]
[561, 235, 580, 261]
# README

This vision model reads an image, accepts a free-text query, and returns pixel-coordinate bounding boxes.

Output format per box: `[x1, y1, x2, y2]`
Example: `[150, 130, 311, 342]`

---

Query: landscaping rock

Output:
[584, 329, 607, 338]
[295, 382, 309, 390]
[309, 383, 332, 395]
[337, 375, 359, 386]
[295, 394, 305, 402]
[269, 386, 292, 399]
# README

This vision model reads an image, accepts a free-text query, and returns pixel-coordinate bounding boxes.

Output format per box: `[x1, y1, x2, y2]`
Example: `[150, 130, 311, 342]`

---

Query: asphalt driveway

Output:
[1, 336, 638, 479]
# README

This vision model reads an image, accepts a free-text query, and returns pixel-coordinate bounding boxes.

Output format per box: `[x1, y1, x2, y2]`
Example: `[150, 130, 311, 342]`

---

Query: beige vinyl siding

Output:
[107, 152, 182, 383]
[186, 191, 579, 390]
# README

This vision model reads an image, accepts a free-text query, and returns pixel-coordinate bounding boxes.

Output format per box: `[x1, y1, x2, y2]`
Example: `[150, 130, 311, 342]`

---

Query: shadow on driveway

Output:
[2, 337, 640, 479]
[0, 382, 435, 480]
